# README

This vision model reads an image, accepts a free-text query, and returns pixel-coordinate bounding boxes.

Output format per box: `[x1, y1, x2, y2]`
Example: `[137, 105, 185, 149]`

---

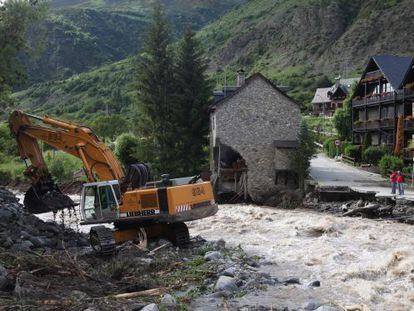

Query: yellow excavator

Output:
[9, 110, 217, 254]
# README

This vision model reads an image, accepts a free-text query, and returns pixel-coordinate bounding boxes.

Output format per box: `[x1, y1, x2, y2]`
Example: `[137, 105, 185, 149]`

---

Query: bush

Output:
[323, 137, 337, 158]
[362, 146, 387, 165]
[115, 133, 155, 167]
[0, 160, 25, 182]
[46, 152, 83, 183]
[115, 133, 140, 166]
[0, 169, 12, 185]
[0, 123, 17, 157]
[378, 155, 404, 176]
[344, 145, 361, 161]
[402, 166, 412, 175]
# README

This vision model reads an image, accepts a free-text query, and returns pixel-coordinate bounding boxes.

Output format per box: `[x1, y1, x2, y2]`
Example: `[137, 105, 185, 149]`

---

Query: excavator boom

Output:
[9, 110, 125, 213]
[9, 110, 218, 253]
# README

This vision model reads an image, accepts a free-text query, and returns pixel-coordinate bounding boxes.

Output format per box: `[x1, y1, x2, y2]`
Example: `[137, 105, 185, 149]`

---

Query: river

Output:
[13, 191, 414, 310]
[189, 204, 414, 310]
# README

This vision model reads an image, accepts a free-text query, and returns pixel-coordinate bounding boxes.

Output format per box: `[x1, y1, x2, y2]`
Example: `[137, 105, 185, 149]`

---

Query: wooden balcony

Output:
[380, 119, 394, 128]
[353, 119, 395, 131]
[361, 70, 383, 82]
[353, 122, 365, 131]
[352, 89, 414, 108]
[365, 120, 380, 130]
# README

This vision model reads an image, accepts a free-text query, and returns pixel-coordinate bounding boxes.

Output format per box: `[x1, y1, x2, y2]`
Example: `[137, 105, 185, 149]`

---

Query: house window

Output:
[373, 84, 380, 95]
[383, 82, 394, 93]
[372, 134, 379, 146]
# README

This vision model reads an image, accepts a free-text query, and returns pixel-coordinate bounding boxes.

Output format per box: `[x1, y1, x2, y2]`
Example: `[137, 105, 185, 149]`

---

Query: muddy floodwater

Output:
[189, 204, 414, 310]
[13, 190, 414, 310]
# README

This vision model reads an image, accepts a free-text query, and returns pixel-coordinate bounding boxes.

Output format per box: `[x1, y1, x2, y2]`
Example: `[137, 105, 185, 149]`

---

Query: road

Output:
[310, 154, 414, 199]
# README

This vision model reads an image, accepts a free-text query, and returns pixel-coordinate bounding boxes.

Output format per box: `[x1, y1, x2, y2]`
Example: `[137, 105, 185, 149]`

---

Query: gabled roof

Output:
[311, 87, 331, 104]
[339, 78, 359, 92]
[210, 73, 299, 110]
[367, 55, 414, 89]
[312, 78, 359, 104]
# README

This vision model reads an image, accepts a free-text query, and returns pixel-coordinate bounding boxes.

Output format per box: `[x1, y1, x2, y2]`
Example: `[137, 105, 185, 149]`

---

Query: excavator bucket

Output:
[24, 183, 75, 214]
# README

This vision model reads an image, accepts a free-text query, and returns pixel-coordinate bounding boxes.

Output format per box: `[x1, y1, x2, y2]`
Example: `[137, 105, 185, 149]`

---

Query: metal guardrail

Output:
[342, 155, 356, 165]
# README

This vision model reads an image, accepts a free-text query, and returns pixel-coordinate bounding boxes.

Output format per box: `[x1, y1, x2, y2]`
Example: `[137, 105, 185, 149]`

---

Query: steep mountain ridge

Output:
[199, 0, 414, 75]
[14, 0, 414, 119]
[22, 0, 246, 84]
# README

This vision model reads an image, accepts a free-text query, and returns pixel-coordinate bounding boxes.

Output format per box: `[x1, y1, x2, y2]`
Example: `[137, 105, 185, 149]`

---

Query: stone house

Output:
[209, 72, 301, 203]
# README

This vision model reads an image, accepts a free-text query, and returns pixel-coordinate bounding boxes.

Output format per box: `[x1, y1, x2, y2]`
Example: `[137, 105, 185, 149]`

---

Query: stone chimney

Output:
[335, 75, 341, 88]
[236, 69, 246, 87]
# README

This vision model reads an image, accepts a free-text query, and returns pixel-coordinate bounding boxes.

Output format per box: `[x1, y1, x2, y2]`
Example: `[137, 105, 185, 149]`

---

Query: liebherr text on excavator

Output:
[9, 110, 217, 254]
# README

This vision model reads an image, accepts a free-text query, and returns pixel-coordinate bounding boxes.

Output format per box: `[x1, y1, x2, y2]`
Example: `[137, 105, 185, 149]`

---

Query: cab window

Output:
[98, 185, 118, 212]
[83, 186, 99, 220]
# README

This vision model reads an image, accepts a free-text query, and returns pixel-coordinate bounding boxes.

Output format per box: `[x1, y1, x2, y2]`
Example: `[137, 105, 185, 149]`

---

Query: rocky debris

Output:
[264, 190, 303, 209]
[302, 301, 322, 310]
[214, 276, 238, 293]
[222, 266, 236, 277]
[315, 305, 343, 311]
[304, 192, 414, 224]
[141, 303, 159, 311]
[204, 251, 222, 261]
[0, 216, 269, 310]
[0, 187, 88, 250]
[0, 265, 9, 291]
[283, 277, 300, 285]
[160, 293, 177, 309]
[307, 280, 321, 287]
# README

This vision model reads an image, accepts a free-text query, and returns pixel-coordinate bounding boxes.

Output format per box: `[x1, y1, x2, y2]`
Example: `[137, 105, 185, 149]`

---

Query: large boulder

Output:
[214, 276, 238, 292]
[204, 251, 222, 261]
[141, 304, 159, 311]
[160, 294, 177, 309]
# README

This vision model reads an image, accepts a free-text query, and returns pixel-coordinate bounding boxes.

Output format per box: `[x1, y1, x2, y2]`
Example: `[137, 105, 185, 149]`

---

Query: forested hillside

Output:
[15, 58, 134, 122]
[22, 0, 246, 84]
[15, 0, 414, 118]
[197, 0, 414, 104]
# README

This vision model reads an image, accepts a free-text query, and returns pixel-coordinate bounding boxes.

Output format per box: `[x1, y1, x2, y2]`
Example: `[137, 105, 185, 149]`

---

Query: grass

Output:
[303, 115, 336, 134]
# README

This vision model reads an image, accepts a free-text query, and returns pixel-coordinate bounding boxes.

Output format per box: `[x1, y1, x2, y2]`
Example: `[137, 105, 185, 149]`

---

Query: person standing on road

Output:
[397, 171, 405, 196]
[390, 171, 397, 194]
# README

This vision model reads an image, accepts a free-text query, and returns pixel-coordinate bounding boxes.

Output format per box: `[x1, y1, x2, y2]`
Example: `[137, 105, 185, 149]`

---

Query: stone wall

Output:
[212, 75, 301, 202]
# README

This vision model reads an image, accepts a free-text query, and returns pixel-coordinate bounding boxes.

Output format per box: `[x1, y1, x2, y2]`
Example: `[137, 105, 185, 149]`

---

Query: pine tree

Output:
[136, 1, 176, 176]
[173, 27, 212, 175]
[292, 120, 316, 192]
[0, 0, 46, 112]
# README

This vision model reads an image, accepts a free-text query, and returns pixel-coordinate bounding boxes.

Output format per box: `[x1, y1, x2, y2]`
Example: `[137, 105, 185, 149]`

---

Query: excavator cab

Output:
[81, 181, 121, 221]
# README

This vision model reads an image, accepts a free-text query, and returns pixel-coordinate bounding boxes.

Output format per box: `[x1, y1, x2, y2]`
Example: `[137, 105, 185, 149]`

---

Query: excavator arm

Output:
[8, 110, 126, 213]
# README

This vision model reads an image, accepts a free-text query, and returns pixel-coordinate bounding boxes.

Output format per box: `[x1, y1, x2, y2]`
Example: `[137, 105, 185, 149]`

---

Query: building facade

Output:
[351, 55, 414, 157]
[210, 73, 301, 203]
[312, 77, 358, 117]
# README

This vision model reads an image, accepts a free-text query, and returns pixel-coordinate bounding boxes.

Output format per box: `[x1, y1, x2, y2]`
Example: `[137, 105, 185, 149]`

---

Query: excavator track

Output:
[169, 222, 190, 248]
[89, 226, 116, 255]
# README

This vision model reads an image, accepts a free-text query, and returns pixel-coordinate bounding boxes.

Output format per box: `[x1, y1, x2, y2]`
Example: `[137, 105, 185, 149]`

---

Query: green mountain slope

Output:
[198, 0, 414, 102]
[15, 58, 135, 122]
[15, 0, 414, 119]
[22, 0, 246, 84]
